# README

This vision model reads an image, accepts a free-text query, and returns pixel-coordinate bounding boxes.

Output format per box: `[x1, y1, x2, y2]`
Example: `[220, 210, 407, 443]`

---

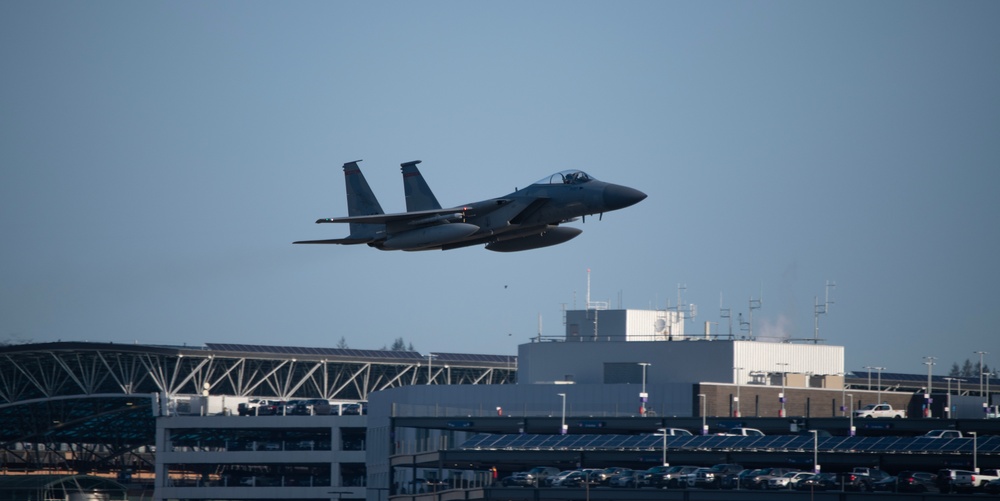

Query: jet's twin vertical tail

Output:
[400, 160, 442, 211]
[342, 160, 384, 239]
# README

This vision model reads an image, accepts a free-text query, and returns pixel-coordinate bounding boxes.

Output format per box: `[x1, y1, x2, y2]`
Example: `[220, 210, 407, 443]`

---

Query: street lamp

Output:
[847, 393, 855, 437]
[985, 370, 994, 419]
[971, 431, 979, 473]
[944, 377, 957, 418]
[557, 393, 567, 435]
[697, 393, 707, 435]
[655, 428, 670, 467]
[638, 362, 651, 416]
[733, 367, 743, 418]
[809, 430, 819, 474]
[777, 362, 789, 418]
[872, 366, 886, 404]
[924, 356, 936, 418]
[976, 351, 988, 402]
[839, 373, 848, 417]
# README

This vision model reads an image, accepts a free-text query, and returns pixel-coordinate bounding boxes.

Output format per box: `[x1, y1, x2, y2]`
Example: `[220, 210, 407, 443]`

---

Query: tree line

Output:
[948, 358, 992, 378]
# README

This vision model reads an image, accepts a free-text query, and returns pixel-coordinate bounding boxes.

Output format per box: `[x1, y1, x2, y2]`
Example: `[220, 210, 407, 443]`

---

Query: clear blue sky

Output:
[2, 1, 998, 376]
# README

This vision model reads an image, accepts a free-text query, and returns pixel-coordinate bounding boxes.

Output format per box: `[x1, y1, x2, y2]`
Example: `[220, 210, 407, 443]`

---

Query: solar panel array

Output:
[850, 370, 994, 386]
[459, 433, 1000, 455]
[206, 343, 425, 361]
[432, 353, 517, 364]
[206, 343, 518, 366]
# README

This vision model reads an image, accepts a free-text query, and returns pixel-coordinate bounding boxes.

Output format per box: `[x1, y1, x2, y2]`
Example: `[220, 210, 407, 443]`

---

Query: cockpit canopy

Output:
[532, 170, 595, 186]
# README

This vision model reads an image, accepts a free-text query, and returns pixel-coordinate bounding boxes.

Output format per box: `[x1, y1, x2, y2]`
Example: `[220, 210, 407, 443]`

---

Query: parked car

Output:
[872, 471, 938, 493]
[638, 465, 672, 487]
[718, 468, 750, 489]
[937, 469, 965, 494]
[768, 471, 810, 489]
[985, 478, 1000, 495]
[254, 399, 281, 415]
[853, 403, 905, 418]
[795, 473, 838, 491]
[953, 468, 1000, 493]
[510, 466, 559, 487]
[660, 465, 700, 488]
[922, 429, 963, 439]
[607, 469, 637, 487]
[838, 468, 890, 491]
[341, 402, 366, 415]
[292, 398, 332, 415]
[695, 463, 743, 489]
[659, 428, 694, 436]
[739, 469, 768, 489]
[594, 466, 628, 485]
[684, 468, 714, 488]
[722, 427, 765, 436]
[747, 468, 798, 489]
[552, 470, 591, 487]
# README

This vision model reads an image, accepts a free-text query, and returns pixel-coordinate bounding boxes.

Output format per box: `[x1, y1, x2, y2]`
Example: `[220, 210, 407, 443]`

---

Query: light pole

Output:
[809, 430, 819, 474]
[777, 362, 789, 418]
[839, 373, 847, 417]
[864, 366, 874, 391]
[733, 367, 743, 418]
[557, 393, 567, 435]
[697, 393, 707, 435]
[976, 351, 988, 402]
[985, 370, 994, 419]
[656, 428, 669, 467]
[924, 356, 936, 418]
[847, 393, 855, 436]
[873, 366, 886, 404]
[944, 377, 957, 419]
[639, 362, 651, 416]
[971, 431, 979, 473]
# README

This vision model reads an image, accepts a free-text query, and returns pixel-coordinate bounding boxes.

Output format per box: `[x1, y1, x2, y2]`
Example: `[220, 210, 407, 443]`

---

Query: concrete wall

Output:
[518, 340, 734, 385]
[696, 383, 915, 419]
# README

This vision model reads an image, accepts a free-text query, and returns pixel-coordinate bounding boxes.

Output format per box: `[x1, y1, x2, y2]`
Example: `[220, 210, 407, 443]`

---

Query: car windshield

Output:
[533, 170, 594, 185]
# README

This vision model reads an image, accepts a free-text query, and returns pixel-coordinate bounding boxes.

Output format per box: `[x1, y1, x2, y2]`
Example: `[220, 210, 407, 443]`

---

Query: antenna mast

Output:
[812, 280, 836, 343]
[720, 292, 733, 339]
[747, 287, 762, 340]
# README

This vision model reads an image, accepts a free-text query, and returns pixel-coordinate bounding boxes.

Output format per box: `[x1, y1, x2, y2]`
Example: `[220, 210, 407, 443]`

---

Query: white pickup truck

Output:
[953, 469, 1000, 493]
[853, 403, 906, 418]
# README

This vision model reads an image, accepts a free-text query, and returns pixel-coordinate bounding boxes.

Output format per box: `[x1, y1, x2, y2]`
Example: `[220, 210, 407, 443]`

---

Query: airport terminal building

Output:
[0, 308, 997, 500]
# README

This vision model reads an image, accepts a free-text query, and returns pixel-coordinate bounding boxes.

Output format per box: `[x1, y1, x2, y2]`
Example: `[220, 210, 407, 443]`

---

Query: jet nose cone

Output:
[603, 184, 647, 210]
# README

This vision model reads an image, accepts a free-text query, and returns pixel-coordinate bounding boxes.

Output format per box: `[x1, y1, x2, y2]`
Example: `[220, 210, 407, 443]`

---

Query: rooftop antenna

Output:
[676, 283, 697, 321]
[748, 286, 762, 340]
[812, 280, 836, 343]
[720, 292, 733, 339]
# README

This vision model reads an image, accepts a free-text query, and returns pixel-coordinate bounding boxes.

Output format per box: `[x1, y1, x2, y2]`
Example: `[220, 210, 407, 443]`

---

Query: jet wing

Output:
[315, 207, 468, 225]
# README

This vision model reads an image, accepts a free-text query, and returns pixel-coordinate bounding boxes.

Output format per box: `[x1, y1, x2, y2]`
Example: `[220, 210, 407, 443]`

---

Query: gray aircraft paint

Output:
[295, 160, 646, 252]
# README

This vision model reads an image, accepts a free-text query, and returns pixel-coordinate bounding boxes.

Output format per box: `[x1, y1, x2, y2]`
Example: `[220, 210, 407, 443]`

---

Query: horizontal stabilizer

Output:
[293, 238, 372, 245]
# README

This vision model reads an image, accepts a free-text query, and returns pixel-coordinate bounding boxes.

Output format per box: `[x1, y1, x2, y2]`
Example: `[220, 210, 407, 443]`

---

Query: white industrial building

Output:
[366, 307, 846, 499]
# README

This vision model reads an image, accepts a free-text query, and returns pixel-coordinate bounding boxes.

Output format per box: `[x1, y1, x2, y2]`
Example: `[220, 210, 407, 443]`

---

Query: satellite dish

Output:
[654, 318, 667, 333]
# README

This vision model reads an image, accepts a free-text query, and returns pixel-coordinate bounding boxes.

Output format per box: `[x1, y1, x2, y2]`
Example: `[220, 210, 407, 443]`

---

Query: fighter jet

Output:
[294, 160, 646, 252]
